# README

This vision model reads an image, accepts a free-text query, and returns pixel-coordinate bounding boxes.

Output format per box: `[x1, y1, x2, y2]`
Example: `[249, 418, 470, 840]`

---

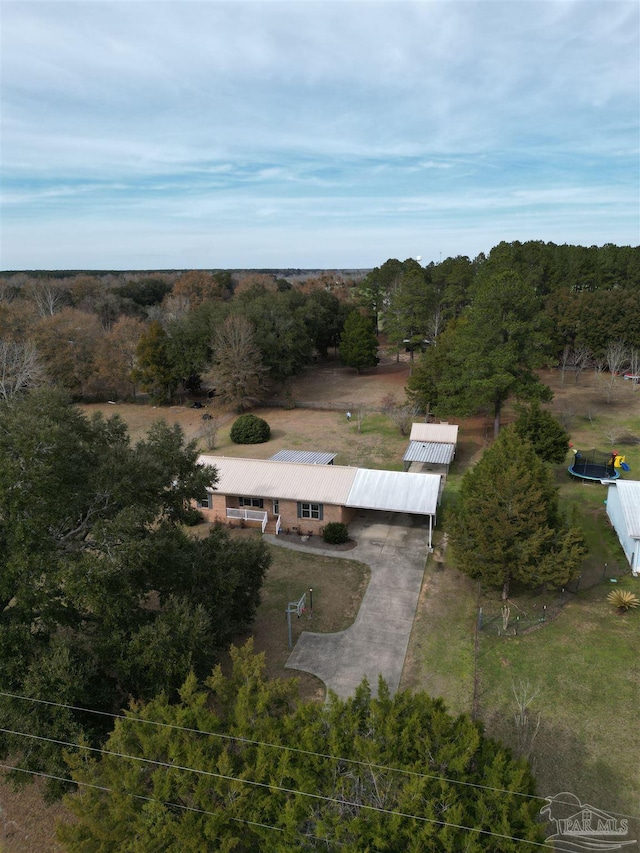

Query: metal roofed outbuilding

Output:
[606, 479, 640, 575]
[409, 423, 459, 444]
[270, 450, 337, 465]
[403, 442, 455, 466]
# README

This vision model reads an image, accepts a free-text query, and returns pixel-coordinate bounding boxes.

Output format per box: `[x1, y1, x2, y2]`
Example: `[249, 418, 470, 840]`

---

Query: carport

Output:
[403, 422, 458, 475]
[345, 468, 441, 548]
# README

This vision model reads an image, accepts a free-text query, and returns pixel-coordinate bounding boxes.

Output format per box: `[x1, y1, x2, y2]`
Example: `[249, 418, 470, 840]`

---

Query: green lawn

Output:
[237, 535, 371, 700]
[478, 575, 640, 820]
[403, 373, 640, 825]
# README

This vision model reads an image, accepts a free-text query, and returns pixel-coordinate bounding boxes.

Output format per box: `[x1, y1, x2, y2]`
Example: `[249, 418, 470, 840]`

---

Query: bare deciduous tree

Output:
[600, 341, 628, 402]
[388, 402, 420, 436]
[27, 281, 68, 317]
[513, 680, 541, 763]
[559, 345, 571, 385]
[0, 340, 46, 400]
[209, 315, 267, 411]
[198, 415, 221, 451]
[572, 345, 592, 384]
[628, 348, 640, 391]
[604, 426, 626, 446]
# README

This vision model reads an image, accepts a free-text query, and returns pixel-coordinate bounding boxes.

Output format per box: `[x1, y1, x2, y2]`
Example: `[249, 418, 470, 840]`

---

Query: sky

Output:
[1, 0, 639, 270]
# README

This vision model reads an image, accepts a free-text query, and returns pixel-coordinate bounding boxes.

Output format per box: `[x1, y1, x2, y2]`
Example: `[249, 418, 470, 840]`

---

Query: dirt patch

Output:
[80, 363, 415, 471]
[289, 353, 412, 407]
[0, 774, 72, 852]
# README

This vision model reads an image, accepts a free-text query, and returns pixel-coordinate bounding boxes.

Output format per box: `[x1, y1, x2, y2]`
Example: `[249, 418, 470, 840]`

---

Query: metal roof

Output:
[346, 469, 440, 516]
[403, 441, 455, 465]
[613, 480, 640, 538]
[199, 455, 441, 516]
[198, 455, 357, 504]
[409, 423, 459, 444]
[270, 449, 337, 465]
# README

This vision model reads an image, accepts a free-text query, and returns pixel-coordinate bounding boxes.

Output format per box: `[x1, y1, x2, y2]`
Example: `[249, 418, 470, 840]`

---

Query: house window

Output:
[239, 497, 264, 509]
[297, 502, 323, 520]
[196, 494, 211, 509]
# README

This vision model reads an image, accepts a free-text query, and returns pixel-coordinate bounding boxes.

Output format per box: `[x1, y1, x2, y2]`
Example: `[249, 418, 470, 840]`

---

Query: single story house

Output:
[196, 455, 442, 547]
[403, 422, 459, 474]
[606, 479, 640, 576]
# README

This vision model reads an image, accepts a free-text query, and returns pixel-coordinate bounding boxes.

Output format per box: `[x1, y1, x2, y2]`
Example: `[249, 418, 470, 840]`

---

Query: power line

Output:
[0, 762, 343, 847]
[1, 726, 555, 849]
[1, 688, 637, 822]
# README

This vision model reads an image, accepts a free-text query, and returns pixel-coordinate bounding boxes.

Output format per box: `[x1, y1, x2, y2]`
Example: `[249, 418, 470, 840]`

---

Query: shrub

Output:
[181, 506, 203, 527]
[230, 414, 271, 444]
[607, 589, 640, 612]
[323, 522, 349, 544]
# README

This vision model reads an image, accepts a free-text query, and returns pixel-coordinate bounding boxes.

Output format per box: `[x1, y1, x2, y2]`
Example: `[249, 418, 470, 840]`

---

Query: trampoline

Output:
[568, 448, 620, 482]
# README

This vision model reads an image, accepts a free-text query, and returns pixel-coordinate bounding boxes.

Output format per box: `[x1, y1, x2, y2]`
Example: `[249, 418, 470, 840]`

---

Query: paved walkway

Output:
[265, 511, 429, 699]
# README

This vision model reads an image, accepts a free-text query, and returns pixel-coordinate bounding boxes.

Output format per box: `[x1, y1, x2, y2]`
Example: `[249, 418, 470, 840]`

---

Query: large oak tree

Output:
[0, 391, 270, 794]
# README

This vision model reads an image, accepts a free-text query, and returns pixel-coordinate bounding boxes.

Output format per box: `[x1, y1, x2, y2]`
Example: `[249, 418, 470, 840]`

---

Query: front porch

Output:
[225, 507, 281, 535]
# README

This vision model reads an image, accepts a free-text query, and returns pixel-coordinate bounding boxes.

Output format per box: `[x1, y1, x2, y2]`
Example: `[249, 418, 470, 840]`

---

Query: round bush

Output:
[181, 506, 203, 527]
[322, 522, 349, 545]
[230, 414, 271, 444]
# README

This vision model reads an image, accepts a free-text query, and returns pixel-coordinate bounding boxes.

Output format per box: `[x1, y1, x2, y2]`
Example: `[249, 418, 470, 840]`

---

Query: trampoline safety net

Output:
[570, 448, 617, 479]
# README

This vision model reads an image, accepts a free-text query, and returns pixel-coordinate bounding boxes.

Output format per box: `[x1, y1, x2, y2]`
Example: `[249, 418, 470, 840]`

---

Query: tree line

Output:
[1, 241, 638, 410]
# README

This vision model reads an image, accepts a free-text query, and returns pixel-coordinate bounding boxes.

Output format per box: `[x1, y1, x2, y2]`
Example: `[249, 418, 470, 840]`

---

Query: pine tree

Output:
[339, 311, 378, 373]
[449, 426, 586, 599]
[422, 272, 552, 436]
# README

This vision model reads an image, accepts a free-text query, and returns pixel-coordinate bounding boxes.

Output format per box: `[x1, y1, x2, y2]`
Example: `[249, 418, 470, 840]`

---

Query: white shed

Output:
[606, 480, 640, 576]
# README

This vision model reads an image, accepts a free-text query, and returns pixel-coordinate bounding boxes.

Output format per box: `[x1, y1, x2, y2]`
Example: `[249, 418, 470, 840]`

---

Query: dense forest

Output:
[1, 241, 639, 413]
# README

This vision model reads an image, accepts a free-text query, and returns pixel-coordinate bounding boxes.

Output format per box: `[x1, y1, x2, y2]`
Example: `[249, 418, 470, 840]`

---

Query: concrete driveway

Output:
[268, 511, 429, 699]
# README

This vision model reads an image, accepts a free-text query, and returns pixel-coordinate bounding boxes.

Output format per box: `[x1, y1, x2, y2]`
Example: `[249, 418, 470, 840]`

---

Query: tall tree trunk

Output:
[493, 400, 501, 438]
[502, 578, 510, 601]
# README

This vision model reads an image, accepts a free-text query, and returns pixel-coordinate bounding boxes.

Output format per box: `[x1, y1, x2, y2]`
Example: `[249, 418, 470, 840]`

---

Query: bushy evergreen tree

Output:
[449, 426, 586, 600]
[513, 401, 570, 463]
[230, 413, 271, 443]
[60, 642, 545, 852]
[339, 311, 379, 373]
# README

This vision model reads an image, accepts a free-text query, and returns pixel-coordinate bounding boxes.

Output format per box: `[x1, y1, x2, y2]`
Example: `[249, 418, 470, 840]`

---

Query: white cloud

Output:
[1, 1, 638, 268]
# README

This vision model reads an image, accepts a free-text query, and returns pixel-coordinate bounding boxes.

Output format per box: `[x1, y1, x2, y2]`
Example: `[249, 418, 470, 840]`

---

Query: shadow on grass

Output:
[482, 707, 639, 827]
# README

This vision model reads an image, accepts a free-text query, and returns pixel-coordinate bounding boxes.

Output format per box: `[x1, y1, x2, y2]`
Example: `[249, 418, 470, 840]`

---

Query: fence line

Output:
[261, 399, 386, 413]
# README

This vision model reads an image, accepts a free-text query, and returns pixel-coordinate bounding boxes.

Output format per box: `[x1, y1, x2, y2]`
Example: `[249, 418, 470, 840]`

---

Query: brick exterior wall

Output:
[194, 493, 357, 535]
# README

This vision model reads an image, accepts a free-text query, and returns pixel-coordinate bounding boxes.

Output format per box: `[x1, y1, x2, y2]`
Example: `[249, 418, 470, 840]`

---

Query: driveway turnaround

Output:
[265, 511, 429, 699]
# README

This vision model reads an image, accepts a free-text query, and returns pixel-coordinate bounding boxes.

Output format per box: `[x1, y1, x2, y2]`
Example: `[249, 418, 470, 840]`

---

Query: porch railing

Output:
[226, 508, 268, 533]
[275, 515, 282, 535]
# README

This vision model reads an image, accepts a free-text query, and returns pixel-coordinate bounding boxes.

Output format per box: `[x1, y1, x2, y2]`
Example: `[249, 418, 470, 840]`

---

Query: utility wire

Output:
[1, 689, 637, 822]
[1, 727, 556, 849]
[0, 762, 343, 847]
